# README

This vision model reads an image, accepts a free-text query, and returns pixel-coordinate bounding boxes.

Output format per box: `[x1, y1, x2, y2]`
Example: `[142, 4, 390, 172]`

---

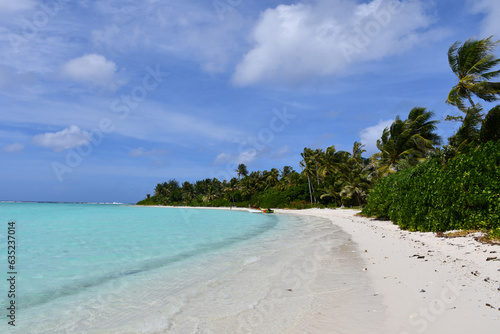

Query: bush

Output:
[362, 142, 500, 232]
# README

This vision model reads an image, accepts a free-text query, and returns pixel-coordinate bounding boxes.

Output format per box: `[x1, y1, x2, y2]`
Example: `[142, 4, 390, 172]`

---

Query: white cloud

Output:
[359, 119, 394, 156]
[129, 147, 168, 157]
[233, 0, 440, 86]
[236, 150, 257, 164]
[91, 2, 247, 74]
[214, 152, 233, 165]
[0, 0, 35, 13]
[2, 142, 24, 153]
[213, 149, 258, 165]
[60, 54, 121, 90]
[32, 126, 90, 151]
[467, 0, 500, 38]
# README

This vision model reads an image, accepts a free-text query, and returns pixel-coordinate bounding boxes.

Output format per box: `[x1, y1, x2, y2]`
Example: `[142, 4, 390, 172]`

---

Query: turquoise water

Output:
[0, 203, 384, 333]
[0, 203, 277, 333]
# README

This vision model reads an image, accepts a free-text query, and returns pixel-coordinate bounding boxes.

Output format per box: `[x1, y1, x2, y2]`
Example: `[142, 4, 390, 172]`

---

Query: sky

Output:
[1, 0, 500, 203]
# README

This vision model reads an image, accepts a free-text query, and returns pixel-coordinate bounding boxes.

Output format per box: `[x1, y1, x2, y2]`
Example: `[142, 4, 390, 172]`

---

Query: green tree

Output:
[235, 163, 249, 180]
[300, 148, 316, 204]
[447, 36, 500, 111]
[371, 107, 440, 176]
[481, 105, 500, 142]
[449, 105, 483, 149]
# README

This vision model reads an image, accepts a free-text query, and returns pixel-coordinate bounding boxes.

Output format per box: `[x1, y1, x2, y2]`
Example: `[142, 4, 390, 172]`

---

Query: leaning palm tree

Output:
[371, 107, 440, 177]
[406, 107, 441, 150]
[447, 36, 500, 112]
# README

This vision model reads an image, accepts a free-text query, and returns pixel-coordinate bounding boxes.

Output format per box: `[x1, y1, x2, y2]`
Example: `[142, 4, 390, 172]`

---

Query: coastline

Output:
[277, 208, 500, 333]
[144, 205, 500, 333]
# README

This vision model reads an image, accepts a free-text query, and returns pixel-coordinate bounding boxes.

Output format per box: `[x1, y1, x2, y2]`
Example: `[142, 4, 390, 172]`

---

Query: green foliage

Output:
[481, 105, 500, 142]
[488, 227, 500, 240]
[447, 36, 500, 111]
[253, 183, 309, 208]
[371, 107, 441, 176]
[136, 197, 161, 205]
[448, 106, 483, 148]
[362, 142, 500, 231]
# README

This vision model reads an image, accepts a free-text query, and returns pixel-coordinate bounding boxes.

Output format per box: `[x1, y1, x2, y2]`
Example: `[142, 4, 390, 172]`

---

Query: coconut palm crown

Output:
[447, 36, 500, 111]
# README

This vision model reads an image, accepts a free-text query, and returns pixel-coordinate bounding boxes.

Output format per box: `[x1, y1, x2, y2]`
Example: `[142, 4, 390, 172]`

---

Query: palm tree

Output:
[371, 107, 440, 176]
[338, 171, 370, 207]
[447, 36, 500, 111]
[320, 185, 341, 207]
[300, 148, 316, 204]
[449, 105, 483, 148]
[480, 105, 500, 142]
[407, 107, 441, 150]
[266, 168, 280, 188]
[235, 163, 248, 180]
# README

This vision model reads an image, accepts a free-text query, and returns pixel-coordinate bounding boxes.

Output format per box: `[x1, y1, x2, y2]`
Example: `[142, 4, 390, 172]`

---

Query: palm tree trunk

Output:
[356, 191, 362, 207]
[315, 161, 320, 185]
[307, 177, 313, 204]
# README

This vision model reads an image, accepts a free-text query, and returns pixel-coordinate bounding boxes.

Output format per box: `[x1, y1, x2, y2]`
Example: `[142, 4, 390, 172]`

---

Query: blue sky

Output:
[1, 0, 499, 203]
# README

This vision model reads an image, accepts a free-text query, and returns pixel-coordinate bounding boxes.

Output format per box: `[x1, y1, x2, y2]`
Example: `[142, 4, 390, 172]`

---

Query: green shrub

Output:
[362, 142, 500, 232]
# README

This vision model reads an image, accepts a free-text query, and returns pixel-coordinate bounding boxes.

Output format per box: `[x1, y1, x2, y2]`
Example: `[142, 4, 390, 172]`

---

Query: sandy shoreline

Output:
[278, 208, 500, 334]
[150, 206, 500, 333]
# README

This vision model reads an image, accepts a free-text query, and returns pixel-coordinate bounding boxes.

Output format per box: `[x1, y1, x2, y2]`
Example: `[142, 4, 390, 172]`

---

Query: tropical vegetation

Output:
[139, 36, 500, 234]
[362, 36, 500, 233]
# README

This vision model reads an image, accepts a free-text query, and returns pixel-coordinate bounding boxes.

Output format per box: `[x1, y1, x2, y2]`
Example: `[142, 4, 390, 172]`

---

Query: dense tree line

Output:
[139, 36, 500, 235]
[138, 104, 442, 209]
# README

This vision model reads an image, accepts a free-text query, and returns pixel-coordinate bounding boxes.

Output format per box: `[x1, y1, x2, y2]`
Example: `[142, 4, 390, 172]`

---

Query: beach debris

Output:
[287, 289, 293, 292]
[420, 289, 426, 293]
[363, 268, 368, 271]
[486, 257, 498, 261]
[364, 250, 368, 253]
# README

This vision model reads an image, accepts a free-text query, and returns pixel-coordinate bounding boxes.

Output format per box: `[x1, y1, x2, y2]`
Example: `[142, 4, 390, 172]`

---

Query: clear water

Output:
[0, 203, 384, 333]
[0, 203, 278, 333]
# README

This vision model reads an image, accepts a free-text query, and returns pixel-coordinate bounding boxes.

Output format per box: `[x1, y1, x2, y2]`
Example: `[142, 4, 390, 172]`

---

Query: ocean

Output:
[0, 202, 383, 333]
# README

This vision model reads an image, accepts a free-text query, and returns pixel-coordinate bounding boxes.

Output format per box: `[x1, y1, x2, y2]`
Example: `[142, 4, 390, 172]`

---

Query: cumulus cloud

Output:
[129, 147, 168, 157]
[233, 0, 440, 86]
[60, 54, 121, 90]
[2, 142, 24, 153]
[32, 126, 90, 151]
[0, 0, 35, 13]
[467, 0, 500, 38]
[359, 119, 394, 156]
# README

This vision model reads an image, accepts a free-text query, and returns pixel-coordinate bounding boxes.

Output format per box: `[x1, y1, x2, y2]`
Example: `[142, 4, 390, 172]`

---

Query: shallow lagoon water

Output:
[0, 203, 383, 333]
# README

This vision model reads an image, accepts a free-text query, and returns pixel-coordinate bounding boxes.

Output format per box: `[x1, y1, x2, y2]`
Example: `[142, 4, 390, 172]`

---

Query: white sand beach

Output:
[141, 206, 500, 333]
[277, 208, 500, 334]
